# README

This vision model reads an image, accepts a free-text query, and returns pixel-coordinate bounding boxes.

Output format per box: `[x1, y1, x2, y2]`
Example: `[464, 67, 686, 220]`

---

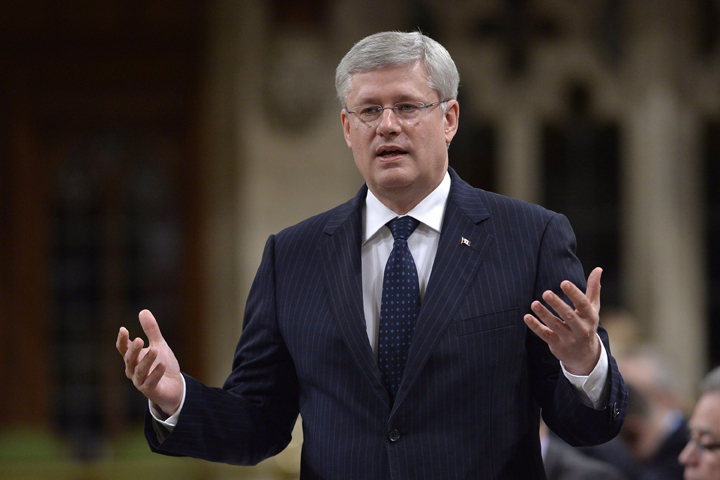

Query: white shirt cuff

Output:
[561, 335, 609, 409]
[148, 374, 186, 429]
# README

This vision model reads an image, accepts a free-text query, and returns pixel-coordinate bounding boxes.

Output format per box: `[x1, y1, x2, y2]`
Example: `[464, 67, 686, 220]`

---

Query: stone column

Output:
[497, 108, 542, 204]
[198, 0, 252, 385]
[621, 0, 706, 399]
[200, 0, 362, 384]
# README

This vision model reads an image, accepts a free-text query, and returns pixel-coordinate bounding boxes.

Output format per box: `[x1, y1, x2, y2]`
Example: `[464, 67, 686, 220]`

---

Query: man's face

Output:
[341, 61, 459, 213]
[680, 392, 720, 480]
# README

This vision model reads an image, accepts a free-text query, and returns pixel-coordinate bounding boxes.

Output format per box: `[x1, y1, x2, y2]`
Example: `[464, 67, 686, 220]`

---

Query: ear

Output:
[341, 109, 353, 149]
[443, 100, 460, 144]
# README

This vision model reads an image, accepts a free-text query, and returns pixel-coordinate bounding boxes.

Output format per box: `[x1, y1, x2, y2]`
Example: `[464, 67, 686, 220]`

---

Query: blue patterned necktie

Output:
[378, 216, 421, 402]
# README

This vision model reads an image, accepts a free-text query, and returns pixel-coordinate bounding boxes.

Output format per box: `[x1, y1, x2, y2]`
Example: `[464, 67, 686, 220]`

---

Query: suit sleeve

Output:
[144, 234, 300, 465]
[528, 213, 627, 446]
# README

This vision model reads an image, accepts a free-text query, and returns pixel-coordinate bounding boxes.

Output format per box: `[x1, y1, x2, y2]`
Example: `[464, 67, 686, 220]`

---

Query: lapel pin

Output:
[461, 237, 476, 250]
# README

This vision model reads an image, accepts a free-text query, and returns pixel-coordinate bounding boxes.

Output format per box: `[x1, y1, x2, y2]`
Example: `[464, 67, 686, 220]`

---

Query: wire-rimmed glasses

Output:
[346, 99, 449, 127]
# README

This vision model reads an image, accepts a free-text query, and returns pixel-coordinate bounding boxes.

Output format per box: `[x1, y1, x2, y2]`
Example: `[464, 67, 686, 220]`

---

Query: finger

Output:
[124, 337, 144, 377]
[559, 280, 594, 320]
[116, 327, 131, 356]
[144, 361, 167, 392]
[541, 290, 577, 324]
[531, 299, 569, 334]
[524, 314, 556, 343]
[585, 267, 603, 311]
[139, 310, 166, 346]
[133, 346, 158, 388]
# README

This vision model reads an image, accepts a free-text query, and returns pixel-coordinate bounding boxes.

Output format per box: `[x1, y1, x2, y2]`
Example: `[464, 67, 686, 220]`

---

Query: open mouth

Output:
[377, 148, 407, 158]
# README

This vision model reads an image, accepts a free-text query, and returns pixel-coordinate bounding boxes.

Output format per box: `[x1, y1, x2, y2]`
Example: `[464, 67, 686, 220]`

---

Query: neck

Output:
[370, 172, 447, 215]
[372, 186, 429, 215]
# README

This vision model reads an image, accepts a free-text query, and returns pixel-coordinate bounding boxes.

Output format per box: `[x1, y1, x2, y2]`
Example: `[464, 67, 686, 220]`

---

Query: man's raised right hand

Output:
[116, 309, 183, 417]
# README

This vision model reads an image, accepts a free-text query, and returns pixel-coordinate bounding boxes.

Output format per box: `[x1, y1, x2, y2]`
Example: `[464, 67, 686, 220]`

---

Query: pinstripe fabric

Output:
[145, 168, 628, 480]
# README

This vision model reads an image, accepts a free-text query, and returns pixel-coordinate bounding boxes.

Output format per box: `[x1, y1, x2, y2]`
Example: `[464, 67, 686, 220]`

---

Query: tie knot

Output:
[387, 216, 420, 241]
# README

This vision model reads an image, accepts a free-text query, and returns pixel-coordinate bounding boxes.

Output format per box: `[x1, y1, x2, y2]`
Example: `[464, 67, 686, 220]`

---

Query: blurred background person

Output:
[679, 366, 720, 480]
[576, 347, 689, 479]
[616, 347, 689, 479]
[581, 309, 689, 480]
[541, 421, 629, 480]
[577, 311, 689, 479]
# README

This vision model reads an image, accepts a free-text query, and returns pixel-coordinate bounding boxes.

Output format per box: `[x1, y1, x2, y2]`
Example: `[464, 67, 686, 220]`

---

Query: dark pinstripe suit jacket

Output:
[145, 168, 627, 479]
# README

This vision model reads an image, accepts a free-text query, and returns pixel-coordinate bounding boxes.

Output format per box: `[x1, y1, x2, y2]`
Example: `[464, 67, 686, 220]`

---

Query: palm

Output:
[138, 341, 182, 407]
[523, 267, 603, 376]
[117, 310, 184, 416]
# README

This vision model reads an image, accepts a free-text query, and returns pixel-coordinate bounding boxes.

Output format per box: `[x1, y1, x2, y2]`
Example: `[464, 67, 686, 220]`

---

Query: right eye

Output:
[359, 106, 382, 116]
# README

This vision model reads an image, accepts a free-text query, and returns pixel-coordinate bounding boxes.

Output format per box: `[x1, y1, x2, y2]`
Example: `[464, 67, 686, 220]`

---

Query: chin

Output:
[376, 176, 416, 192]
[373, 167, 414, 185]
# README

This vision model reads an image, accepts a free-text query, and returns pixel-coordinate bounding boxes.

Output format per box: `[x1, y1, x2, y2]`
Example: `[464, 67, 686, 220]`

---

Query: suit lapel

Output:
[318, 171, 495, 411]
[319, 186, 390, 407]
[392, 169, 493, 411]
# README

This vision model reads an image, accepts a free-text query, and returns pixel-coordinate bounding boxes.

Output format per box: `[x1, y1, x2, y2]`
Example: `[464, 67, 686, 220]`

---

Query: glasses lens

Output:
[357, 106, 382, 122]
[349, 100, 441, 125]
[394, 102, 422, 120]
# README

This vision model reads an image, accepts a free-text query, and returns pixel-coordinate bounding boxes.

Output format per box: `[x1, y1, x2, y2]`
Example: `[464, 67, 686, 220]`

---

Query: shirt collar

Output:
[362, 171, 451, 245]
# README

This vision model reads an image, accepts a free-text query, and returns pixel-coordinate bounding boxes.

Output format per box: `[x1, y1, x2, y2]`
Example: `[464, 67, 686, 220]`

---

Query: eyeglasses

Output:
[346, 100, 449, 126]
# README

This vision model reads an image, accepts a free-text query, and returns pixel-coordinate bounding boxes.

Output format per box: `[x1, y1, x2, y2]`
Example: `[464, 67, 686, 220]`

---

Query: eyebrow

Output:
[351, 94, 427, 106]
[690, 427, 719, 439]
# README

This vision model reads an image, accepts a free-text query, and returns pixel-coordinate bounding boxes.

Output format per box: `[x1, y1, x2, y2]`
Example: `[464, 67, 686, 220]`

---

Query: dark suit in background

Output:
[544, 435, 629, 480]
[641, 421, 689, 480]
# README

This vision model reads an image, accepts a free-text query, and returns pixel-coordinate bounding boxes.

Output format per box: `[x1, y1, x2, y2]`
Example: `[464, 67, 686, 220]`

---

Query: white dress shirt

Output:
[361, 172, 450, 356]
[153, 171, 608, 426]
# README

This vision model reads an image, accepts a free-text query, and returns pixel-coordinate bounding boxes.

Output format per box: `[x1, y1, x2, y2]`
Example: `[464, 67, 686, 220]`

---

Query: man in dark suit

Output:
[117, 31, 627, 479]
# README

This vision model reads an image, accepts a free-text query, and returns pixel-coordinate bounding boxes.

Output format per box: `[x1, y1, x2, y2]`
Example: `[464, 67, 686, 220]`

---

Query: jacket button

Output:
[388, 429, 401, 442]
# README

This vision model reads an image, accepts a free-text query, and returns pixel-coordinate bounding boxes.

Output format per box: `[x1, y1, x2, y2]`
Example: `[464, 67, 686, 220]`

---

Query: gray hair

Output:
[335, 31, 460, 108]
[701, 366, 720, 394]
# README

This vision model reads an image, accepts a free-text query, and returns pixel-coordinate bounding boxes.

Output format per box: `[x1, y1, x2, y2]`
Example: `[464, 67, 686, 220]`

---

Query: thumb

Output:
[138, 309, 166, 346]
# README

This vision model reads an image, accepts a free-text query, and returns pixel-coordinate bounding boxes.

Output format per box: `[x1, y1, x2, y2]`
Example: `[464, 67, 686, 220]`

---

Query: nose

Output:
[376, 107, 401, 135]
[679, 440, 698, 466]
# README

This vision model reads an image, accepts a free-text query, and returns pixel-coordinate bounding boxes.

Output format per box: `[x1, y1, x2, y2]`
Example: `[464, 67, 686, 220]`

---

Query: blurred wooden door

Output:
[0, 1, 206, 458]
